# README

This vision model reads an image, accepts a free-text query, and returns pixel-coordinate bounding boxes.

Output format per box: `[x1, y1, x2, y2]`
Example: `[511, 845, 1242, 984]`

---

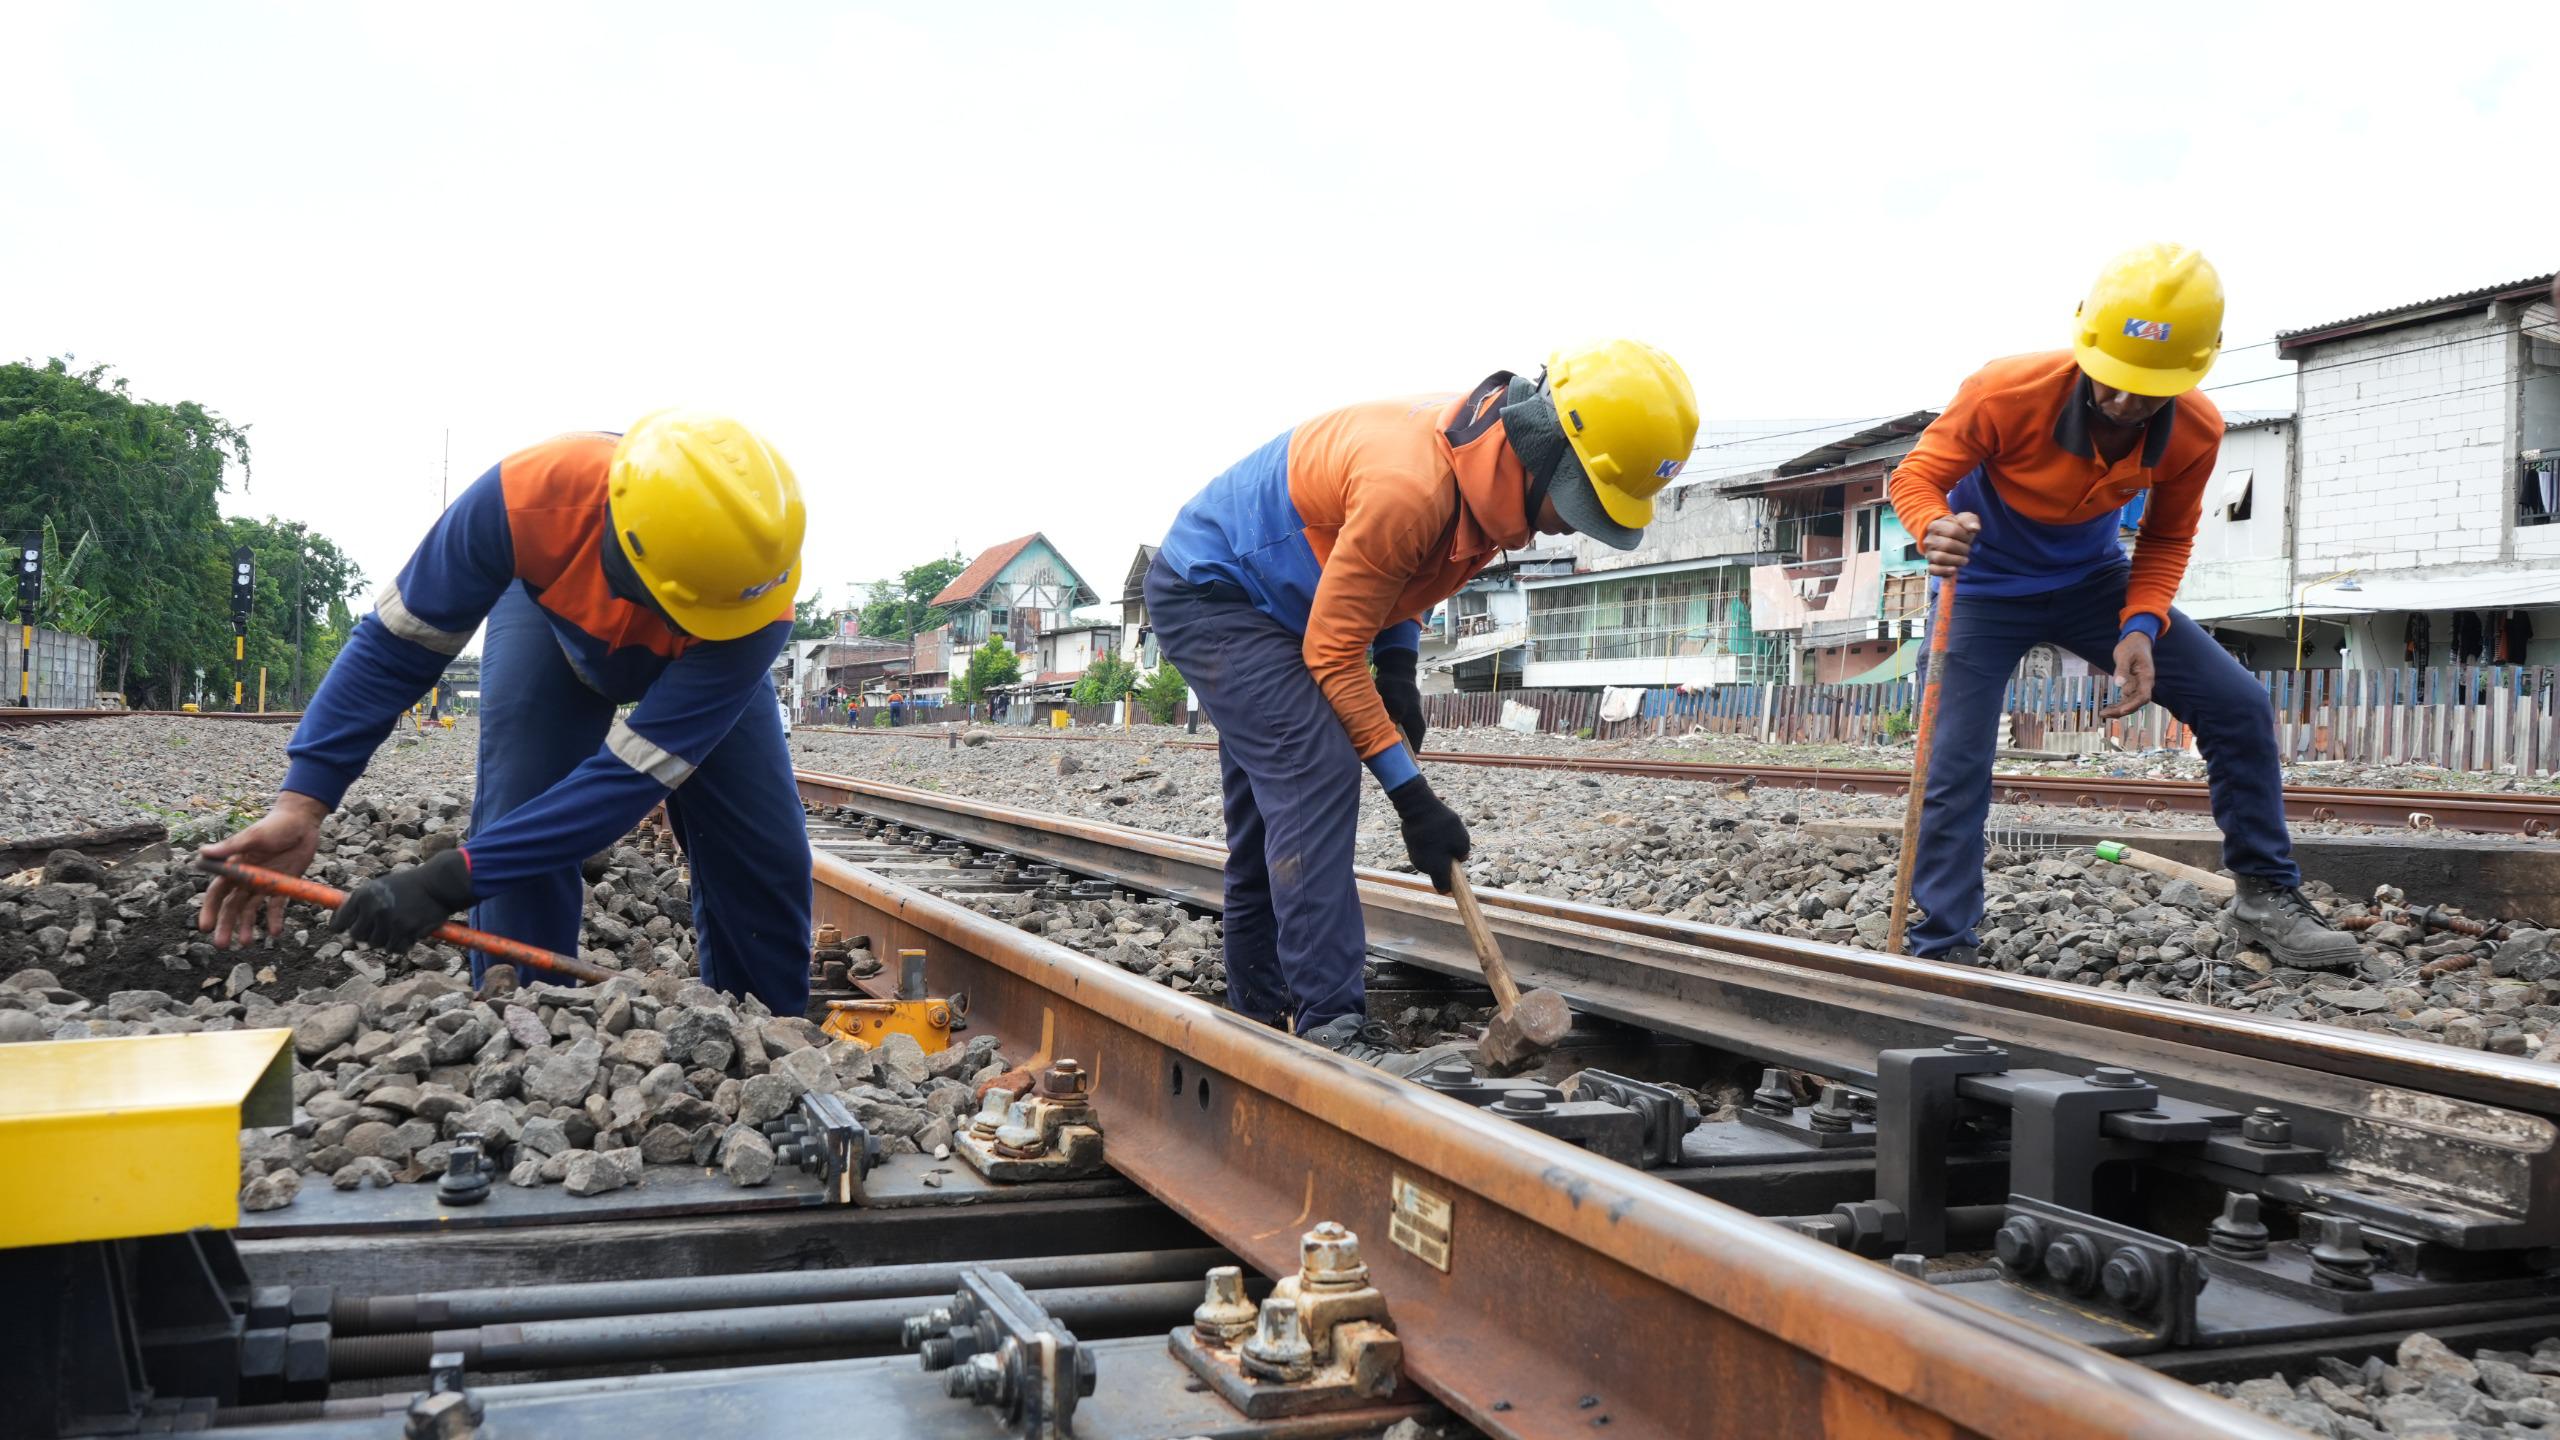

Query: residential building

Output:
[1419, 548, 1563, 693]
[1519, 468, 1787, 689]
[2161, 413, 2296, 669]
[1117, 544, 1160, 668]
[1031, 618, 1121, 692]
[1730, 413, 1937, 684]
[800, 636, 912, 702]
[929, 533, 1101, 653]
[2279, 274, 2560, 670]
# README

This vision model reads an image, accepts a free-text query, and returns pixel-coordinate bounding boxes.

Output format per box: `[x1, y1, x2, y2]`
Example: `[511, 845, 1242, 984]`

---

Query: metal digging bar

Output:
[807, 847, 2300, 1440]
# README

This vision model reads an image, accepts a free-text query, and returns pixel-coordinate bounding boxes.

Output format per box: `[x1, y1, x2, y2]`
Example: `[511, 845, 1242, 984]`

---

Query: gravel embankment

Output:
[793, 728, 2560, 1062]
[0, 716, 1012, 1213]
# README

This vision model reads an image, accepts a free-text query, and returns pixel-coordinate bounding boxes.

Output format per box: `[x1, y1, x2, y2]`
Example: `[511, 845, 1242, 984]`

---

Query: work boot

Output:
[2224, 876, 2363, 971]
[1300, 1015, 1406, 1066]
[1923, 944, 1987, 969]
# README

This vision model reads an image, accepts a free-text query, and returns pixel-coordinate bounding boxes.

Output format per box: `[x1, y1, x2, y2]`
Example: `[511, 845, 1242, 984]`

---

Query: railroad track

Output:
[71, 766, 2555, 1438]
[792, 766, 2560, 1437]
[802, 723, 2560, 837]
[0, 706, 304, 728]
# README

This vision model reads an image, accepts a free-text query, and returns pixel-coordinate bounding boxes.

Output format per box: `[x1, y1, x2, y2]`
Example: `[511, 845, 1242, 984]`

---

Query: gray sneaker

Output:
[2224, 876, 2363, 971]
[1300, 1015, 1405, 1066]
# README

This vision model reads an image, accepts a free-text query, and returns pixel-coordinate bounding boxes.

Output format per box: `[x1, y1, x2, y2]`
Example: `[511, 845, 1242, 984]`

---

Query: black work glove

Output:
[1374, 648, 1426, 754]
[1387, 776, 1470, 893]
[332, 848, 476, 951]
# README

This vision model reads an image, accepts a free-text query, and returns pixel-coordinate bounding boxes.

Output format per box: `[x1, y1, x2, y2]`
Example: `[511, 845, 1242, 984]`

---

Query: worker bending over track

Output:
[198, 412, 817, 1013]
[1888, 245, 2358, 971]
[1148, 342, 1699, 1062]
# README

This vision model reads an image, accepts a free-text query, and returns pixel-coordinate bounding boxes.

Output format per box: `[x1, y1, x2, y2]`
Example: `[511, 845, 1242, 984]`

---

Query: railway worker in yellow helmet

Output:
[1148, 342, 1699, 1064]
[1889, 245, 2359, 971]
[197, 412, 819, 1012]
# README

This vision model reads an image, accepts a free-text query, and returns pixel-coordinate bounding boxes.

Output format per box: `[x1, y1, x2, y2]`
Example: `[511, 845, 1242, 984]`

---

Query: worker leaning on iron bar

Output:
[1148, 342, 1699, 1064]
[1889, 245, 2358, 970]
[196, 412, 817, 1012]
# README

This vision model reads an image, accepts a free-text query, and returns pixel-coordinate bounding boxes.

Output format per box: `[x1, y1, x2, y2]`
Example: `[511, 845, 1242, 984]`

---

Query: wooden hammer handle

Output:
[1446, 868, 1523, 1013]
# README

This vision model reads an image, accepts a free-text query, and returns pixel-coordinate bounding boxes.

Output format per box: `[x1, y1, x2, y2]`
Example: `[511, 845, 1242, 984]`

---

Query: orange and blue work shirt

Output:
[1885, 351, 2223, 641]
[1156, 373, 1536, 790]
[284, 432, 793, 894]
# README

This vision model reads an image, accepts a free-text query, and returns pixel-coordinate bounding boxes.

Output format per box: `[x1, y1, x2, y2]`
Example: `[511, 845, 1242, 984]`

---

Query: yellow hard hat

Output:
[1547, 339, 1700, 533]
[2071, 243, 2224, 397]
[607, 410, 805, 642]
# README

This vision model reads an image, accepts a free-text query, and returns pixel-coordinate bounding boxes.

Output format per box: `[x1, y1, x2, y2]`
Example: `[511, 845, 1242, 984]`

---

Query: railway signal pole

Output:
[229, 546, 255, 712]
[15, 531, 39, 708]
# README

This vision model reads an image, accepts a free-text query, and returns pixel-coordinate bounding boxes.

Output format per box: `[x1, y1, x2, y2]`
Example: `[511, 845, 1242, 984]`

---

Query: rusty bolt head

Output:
[1036, 1060, 1090, 1099]
[2043, 1233, 2102, 1295]
[1240, 1297, 1315, 1381]
[813, 923, 844, 949]
[1300, 1221, 1369, 1288]
[1993, 1216, 2046, 1275]
[1193, 1266, 1257, 1344]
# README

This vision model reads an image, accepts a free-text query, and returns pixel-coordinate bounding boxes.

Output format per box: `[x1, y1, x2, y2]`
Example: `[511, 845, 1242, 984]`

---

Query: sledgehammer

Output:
[1448, 868, 1572, 1071]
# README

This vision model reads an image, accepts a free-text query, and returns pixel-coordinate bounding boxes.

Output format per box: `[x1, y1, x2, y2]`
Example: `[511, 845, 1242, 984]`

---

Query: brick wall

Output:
[2293, 312, 2513, 572]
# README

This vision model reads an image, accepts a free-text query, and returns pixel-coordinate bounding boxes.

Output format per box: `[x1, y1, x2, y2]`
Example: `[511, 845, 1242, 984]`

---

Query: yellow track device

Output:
[822, 948, 967, 1054]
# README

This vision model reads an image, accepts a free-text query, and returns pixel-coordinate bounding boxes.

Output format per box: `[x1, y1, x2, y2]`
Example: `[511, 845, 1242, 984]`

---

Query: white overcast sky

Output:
[6, 2, 2550, 628]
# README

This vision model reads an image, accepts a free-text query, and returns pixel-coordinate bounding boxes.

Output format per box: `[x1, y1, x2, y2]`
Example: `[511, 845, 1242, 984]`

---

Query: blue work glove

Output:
[1388, 776, 1470, 893]
[1375, 648, 1426, 754]
[333, 848, 476, 951]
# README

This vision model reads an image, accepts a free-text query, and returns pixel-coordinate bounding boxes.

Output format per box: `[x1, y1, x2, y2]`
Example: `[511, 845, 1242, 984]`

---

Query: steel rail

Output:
[0, 707, 304, 728]
[797, 725, 2560, 836]
[796, 769, 2560, 1128]
[808, 846, 2297, 1440]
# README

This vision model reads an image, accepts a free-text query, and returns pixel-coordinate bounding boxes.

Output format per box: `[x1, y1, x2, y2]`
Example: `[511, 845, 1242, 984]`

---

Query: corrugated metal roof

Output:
[1676, 418, 1877, 484]
[2276, 274, 2555, 348]
[1773, 410, 1939, 477]
[2223, 409, 2292, 432]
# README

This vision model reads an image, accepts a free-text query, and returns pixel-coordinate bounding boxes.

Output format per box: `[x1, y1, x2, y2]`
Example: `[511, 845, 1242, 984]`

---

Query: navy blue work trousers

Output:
[1143, 557, 1366, 1031]
[1908, 567, 2298, 958]
[472, 583, 814, 1013]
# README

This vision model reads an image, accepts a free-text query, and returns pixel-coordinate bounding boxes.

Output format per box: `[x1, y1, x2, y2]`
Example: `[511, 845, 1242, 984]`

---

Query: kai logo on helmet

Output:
[736, 571, 790, 603]
[1654, 458, 1685, 480]
[2122, 319, 2173, 342]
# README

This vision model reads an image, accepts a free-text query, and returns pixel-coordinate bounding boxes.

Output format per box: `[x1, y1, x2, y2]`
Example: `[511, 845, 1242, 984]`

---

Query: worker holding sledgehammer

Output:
[1885, 245, 2358, 972]
[196, 413, 817, 1013]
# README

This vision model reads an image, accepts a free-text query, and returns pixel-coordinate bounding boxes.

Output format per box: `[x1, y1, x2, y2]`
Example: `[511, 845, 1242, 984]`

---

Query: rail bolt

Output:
[1037, 1059, 1091, 1100]
[1421, 1058, 1477, 1090]
[2043, 1233, 2102, 1295]
[1240, 1297, 1316, 1382]
[403, 1390, 485, 1440]
[2099, 1247, 2160, 1310]
[1749, 1068, 1798, 1115]
[2241, 1107, 2292, 1147]
[1301, 1221, 1371, 1289]
[1807, 1084, 1859, 1134]
[1193, 1266, 1257, 1344]
[2207, 1192, 2271, 1261]
[1993, 1216, 2047, 1276]
[1491, 1089, 1554, 1118]
[1944, 1036, 2001, 1056]
[2305, 1215, 2377, 1291]
[2086, 1067, 2142, 1089]
[968, 1088, 1015, 1142]
[946, 1348, 1013, 1404]
[993, 1100, 1045, 1159]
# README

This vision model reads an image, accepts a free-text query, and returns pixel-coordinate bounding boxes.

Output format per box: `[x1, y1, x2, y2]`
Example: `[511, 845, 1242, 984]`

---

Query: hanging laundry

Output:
[2500, 609, 2536, 664]
[2404, 612, 2431, 665]
[2454, 610, 2486, 664]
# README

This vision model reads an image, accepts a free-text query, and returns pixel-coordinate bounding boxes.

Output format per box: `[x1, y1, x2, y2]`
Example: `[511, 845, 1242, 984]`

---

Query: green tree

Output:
[949, 639, 1020, 704]
[860, 554, 965, 642]
[792, 588, 834, 640]
[0, 357, 269, 707]
[1137, 661, 1187, 724]
[1071, 650, 1137, 706]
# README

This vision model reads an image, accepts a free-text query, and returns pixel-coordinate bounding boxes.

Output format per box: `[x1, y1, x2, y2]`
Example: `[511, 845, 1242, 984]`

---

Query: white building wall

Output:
[1560, 481, 1762, 575]
[2177, 421, 2294, 622]
[2292, 311, 2515, 573]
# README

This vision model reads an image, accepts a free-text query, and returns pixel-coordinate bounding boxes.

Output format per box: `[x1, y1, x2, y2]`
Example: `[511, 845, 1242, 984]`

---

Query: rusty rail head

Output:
[808, 848, 2301, 1440]
[192, 856, 613, 984]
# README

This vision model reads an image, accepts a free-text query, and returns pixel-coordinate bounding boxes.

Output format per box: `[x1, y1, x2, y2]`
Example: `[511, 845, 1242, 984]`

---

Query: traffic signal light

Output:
[15, 532, 36, 612]
[230, 547, 256, 620]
